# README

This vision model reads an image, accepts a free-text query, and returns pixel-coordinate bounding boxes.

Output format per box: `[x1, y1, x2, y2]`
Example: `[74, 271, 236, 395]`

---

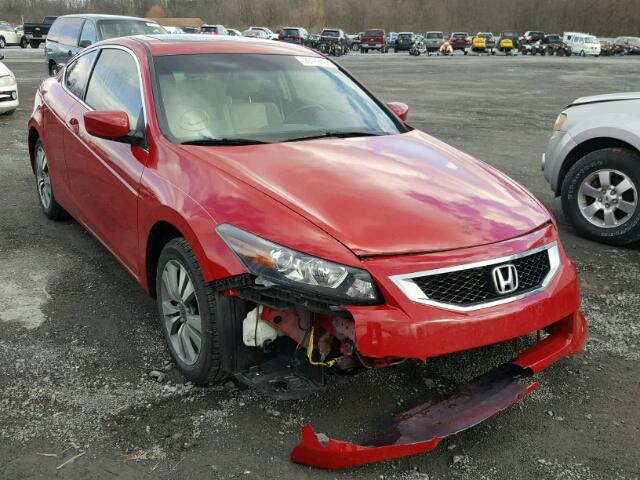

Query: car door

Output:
[63, 47, 147, 275]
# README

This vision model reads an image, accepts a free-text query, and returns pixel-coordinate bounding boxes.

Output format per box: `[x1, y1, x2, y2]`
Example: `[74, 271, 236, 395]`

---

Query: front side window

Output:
[79, 21, 97, 45]
[97, 20, 165, 40]
[153, 53, 402, 144]
[48, 17, 85, 45]
[65, 50, 97, 99]
[85, 49, 143, 128]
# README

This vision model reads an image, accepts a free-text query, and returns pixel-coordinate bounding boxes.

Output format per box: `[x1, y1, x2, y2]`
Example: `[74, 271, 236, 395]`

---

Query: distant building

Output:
[150, 17, 205, 29]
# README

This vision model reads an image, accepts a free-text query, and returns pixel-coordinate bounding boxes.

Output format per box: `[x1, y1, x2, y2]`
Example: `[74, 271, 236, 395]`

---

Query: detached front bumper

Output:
[291, 318, 586, 469]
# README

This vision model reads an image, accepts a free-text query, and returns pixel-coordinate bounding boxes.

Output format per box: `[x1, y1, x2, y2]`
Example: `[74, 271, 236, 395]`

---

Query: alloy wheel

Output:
[35, 144, 52, 209]
[578, 168, 637, 228]
[160, 259, 202, 366]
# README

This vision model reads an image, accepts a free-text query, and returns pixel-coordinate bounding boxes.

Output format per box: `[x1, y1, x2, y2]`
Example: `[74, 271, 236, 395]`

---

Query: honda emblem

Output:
[492, 264, 518, 295]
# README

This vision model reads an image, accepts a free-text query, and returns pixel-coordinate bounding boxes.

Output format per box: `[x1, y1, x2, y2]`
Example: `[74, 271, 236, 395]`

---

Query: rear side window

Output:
[48, 17, 84, 45]
[65, 50, 97, 99]
[85, 49, 143, 128]
[97, 19, 165, 40]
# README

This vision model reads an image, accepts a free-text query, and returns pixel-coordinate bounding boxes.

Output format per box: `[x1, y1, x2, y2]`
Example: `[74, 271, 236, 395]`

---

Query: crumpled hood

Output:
[570, 92, 640, 107]
[182, 130, 550, 257]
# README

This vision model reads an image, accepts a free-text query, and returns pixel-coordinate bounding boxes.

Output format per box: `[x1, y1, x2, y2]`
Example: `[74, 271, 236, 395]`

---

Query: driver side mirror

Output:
[387, 102, 409, 122]
[79, 39, 92, 48]
[84, 111, 142, 145]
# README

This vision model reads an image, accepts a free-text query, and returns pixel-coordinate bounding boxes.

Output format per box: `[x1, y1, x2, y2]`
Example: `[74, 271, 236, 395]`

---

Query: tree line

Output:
[2, 0, 638, 36]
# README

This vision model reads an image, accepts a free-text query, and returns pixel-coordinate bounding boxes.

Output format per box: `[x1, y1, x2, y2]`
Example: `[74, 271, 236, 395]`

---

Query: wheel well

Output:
[557, 137, 640, 195]
[146, 221, 183, 298]
[28, 128, 39, 172]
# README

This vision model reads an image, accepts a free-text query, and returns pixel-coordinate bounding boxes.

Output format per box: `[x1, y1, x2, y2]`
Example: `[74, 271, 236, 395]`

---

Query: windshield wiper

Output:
[181, 137, 270, 146]
[282, 131, 386, 143]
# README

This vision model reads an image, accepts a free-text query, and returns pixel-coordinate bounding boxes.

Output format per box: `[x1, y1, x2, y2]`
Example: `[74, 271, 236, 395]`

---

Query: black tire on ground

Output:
[33, 139, 70, 221]
[48, 62, 59, 76]
[1, 109, 16, 115]
[360, 47, 365, 54]
[156, 238, 226, 385]
[561, 148, 640, 245]
[0, 37, 5, 49]
[463, 50, 468, 55]
[20, 37, 28, 48]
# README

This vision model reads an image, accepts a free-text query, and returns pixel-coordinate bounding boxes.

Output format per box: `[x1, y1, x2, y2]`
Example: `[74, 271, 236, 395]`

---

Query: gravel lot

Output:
[0, 47, 639, 480]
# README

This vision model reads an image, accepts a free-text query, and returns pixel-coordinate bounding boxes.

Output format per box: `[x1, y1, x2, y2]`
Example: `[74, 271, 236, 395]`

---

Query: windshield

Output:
[452, 33, 467, 38]
[426, 32, 443, 39]
[154, 54, 402, 144]
[98, 19, 165, 39]
[365, 30, 384, 36]
[321, 30, 339, 37]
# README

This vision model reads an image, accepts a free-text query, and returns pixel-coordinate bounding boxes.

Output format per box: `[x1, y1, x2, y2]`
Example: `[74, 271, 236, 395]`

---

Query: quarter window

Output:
[65, 50, 97, 99]
[85, 49, 143, 129]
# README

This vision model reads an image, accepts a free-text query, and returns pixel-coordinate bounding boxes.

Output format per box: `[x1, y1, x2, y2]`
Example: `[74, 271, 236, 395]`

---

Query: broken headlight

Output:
[217, 224, 380, 304]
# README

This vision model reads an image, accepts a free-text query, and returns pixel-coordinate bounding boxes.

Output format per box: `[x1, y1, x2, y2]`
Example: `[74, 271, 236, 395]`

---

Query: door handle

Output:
[68, 117, 79, 133]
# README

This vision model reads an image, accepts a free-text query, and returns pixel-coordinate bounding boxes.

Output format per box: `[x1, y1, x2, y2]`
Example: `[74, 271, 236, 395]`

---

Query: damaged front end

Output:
[213, 224, 588, 468]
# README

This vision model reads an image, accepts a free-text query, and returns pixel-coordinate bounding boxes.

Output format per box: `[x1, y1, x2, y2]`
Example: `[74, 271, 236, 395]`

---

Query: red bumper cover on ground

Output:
[291, 312, 587, 469]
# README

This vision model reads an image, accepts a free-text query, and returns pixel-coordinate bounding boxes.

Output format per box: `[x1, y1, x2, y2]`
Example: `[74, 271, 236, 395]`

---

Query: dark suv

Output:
[278, 27, 309, 44]
[45, 14, 165, 75]
[394, 32, 415, 53]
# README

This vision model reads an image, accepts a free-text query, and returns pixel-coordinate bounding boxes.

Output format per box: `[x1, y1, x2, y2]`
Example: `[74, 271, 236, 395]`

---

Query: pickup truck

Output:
[360, 28, 388, 53]
[23, 16, 57, 48]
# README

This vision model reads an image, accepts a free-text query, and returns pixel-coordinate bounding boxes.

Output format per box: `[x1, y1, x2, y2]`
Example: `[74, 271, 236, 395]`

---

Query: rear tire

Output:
[156, 238, 225, 385]
[34, 139, 70, 221]
[561, 148, 640, 245]
[30, 40, 40, 48]
[48, 62, 59, 77]
[0, 37, 5, 49]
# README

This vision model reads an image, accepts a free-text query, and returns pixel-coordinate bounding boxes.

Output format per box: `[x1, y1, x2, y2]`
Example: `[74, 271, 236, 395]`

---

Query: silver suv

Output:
[543, 92, 640, 245]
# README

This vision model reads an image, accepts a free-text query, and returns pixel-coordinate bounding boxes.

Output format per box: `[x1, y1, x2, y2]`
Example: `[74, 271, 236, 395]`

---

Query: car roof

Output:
[114, 34, 320, 56]
[57, 13, 153, 22]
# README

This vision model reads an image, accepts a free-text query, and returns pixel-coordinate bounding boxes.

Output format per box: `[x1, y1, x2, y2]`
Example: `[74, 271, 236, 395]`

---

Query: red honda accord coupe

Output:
[28, 35, 587, 467]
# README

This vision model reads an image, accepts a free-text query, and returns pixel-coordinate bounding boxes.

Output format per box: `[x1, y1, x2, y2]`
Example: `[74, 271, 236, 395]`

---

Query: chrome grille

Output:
[412, 250, 550, 306]
[389, 242, 560, 311]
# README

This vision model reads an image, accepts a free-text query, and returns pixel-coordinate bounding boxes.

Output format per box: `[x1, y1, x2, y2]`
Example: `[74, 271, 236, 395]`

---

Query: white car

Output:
[0, 53, 18, 114]
[563, 32, 601, 56]
[249, 26, 278, 39]
[0, 21, 27, 48]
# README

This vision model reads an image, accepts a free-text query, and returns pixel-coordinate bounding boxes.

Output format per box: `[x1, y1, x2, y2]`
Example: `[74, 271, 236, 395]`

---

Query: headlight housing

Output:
[217, 224, 380, 304]
[0, 75, 16, 87]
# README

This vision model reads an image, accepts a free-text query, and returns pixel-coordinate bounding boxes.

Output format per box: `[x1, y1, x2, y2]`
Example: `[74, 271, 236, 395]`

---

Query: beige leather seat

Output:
[223, 77, 283, 134]
[159, 74, 231, 139]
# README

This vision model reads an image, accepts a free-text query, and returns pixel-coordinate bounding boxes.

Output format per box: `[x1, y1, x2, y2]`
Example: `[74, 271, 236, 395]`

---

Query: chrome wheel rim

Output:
[35, 145, 52, 209]
[160, 260, 202, 366]
[578, 168, 637, 228]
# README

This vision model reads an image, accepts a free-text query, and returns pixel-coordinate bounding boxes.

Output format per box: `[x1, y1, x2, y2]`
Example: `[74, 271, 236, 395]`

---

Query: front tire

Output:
[34, 139, 69, 221]
[0, 37, 5, 49]
[561, 148, 640, 245]
[156, 238, 225, 385]
[20, 37, 28, 48]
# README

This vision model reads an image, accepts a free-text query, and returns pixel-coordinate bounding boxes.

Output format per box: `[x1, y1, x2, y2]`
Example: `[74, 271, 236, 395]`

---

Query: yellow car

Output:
[471, 32, 496, 54]
[497, 31, 520, 55]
